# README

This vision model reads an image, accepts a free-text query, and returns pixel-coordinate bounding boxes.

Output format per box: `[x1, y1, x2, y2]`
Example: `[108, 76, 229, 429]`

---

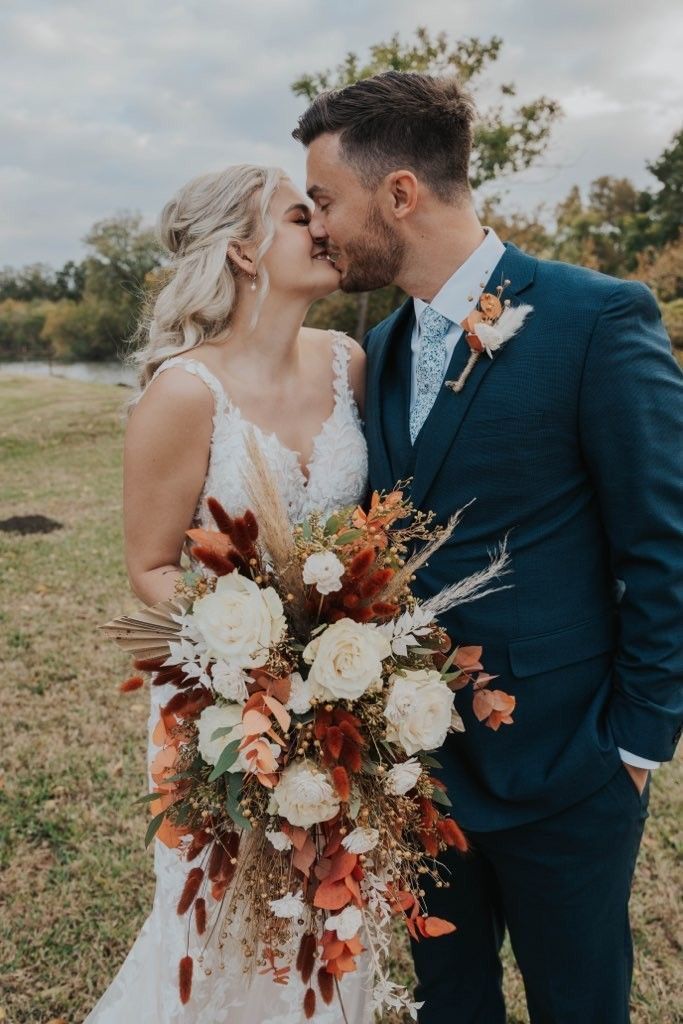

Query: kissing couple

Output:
[85, 71, 683, 1024]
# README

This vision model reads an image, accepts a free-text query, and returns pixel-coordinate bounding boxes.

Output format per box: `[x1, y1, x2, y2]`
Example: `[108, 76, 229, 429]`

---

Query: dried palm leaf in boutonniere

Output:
[446, 280, 533, 394]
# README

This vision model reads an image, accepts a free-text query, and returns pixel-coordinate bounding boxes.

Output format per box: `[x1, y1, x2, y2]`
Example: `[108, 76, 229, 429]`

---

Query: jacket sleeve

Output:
[578, 280, 683, 761]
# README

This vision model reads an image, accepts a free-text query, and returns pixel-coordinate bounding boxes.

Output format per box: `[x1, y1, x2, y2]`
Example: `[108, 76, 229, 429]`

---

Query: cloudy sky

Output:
[2, 0, 681, 268]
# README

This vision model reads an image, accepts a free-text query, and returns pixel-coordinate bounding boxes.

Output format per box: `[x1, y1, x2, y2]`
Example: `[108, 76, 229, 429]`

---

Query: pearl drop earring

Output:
[250, 275, 257, 292]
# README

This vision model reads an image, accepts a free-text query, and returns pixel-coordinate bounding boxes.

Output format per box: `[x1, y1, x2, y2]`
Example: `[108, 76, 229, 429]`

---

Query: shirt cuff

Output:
[618, 748, 661, 770]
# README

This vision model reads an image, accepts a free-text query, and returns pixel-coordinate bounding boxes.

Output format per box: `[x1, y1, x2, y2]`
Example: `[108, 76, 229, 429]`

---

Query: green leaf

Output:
[335, 529, 363, 545]
[430, 787, 452, 808]
[348, 791, 361, 820]
[226, 789, 252, 830]
[419, 754, 444, 769]
[302, 521, 313, 541]
[145, 810, 167, 848]
[226, 772, 244, 799]
[207, 738, 242, 782]
[182, 570, 202, 587]
[440, 647, 464, 675]
[324, 514, 342, 536]
[134, 792, 163, 805]
[210, 725, 237, 742]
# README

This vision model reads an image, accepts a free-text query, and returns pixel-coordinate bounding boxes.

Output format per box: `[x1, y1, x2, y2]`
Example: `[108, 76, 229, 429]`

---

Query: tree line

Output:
[1, 29, 681, 363]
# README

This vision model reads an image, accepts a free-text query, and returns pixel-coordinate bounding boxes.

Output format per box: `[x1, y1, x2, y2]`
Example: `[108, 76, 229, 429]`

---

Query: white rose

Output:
[302, 551, 345, 595]
[197, 704, 279, 774]
[341, 826, 379, 854]
[192, 570, 285, 668]
[303, 618, 391, 701]
[210, 660, 249, 703]
[273, 761, 340, 828]
[265, 829, 293, 852]
[384, 757, 422, 796]
[384, 670, 455, 756]
[285, 672, 314, 715]
[326, 905, 363, 941]
[269, 891, 305, 919]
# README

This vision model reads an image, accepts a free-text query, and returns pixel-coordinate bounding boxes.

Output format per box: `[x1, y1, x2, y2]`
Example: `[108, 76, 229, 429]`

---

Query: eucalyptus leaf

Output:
[419, 754, 444, 769]
[324, 514, 341, 536]
[211, 725, 237, 742]
[431, 787, 452, 808]
[226, 794, 252, 830]
[335, 529, 363, 545]
[134, 792, 163, 805]
[348, 791, 361, 819]
[145, 810, 167, 848]
[207, 738, 242, 782]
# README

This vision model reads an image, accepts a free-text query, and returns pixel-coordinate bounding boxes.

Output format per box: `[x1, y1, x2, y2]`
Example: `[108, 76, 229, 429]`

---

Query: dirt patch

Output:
[0, 514, 64, 534]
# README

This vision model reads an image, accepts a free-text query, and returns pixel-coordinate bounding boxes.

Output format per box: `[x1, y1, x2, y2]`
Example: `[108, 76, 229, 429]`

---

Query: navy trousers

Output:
[411, 767, 649, 1023]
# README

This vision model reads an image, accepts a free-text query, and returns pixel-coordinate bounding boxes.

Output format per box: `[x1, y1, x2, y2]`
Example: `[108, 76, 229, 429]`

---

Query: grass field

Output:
[0, 375, 681, 1024]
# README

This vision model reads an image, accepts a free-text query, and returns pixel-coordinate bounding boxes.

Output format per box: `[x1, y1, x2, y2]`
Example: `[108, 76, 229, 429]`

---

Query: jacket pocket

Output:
[508, 614, 615, 678]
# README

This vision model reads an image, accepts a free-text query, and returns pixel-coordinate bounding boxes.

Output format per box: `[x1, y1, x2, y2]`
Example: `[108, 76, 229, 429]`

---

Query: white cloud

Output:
[1, 0, 681, 266]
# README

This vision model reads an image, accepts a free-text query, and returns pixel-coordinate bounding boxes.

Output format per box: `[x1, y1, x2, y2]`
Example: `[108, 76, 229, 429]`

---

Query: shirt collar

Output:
[413, 227, 506, 329]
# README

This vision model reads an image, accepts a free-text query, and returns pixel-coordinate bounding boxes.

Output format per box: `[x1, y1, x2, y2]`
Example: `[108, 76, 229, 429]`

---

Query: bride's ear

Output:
[227, 242, 256, 277]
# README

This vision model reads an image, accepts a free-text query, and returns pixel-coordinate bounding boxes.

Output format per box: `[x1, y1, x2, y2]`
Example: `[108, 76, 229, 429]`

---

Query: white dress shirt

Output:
[410, 227, 506, 409]
[409, 227, 659, 771]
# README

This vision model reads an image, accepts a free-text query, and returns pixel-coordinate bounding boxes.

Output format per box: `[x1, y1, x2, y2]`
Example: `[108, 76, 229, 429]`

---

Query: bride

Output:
[85, 165, 372, 1023]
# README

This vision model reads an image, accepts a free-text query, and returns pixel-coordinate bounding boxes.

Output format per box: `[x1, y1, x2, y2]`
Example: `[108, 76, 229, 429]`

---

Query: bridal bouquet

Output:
[103, 439, 513, 1021]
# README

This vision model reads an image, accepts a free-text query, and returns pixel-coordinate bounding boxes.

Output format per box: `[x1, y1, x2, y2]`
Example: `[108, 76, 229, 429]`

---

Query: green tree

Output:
[0, 299, 52, 359]
[79, 213, 163, 359]
[292, 28, 561, 190]
[293, 27, 561, 337]
[645, 127, 683, 248]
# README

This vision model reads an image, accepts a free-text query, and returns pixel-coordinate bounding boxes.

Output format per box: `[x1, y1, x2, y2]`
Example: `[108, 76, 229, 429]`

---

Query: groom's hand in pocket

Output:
[624, 763, 649, 795]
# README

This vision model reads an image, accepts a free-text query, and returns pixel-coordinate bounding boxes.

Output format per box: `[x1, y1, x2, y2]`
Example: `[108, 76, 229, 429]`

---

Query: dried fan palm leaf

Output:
[98, 595, 192, 657]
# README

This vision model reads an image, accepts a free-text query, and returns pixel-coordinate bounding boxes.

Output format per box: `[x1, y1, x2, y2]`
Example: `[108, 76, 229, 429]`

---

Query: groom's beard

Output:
[337, 201, 405, 293]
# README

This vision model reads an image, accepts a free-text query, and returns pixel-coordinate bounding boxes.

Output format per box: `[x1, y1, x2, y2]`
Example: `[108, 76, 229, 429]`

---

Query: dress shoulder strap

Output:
[143, 356, 228, 417]
[329, 331, 354, 402]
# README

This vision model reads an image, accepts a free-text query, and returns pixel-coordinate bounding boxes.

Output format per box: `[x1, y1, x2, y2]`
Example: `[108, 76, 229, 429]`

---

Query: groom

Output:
[294, 72, 683, 1022]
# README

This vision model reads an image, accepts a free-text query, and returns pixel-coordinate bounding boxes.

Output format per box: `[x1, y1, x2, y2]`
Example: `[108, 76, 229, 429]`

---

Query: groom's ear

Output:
[385, 171, 419, 221]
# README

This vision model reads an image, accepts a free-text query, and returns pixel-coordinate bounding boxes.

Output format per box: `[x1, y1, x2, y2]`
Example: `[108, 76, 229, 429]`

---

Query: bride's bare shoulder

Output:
[127, 364, 214, 444]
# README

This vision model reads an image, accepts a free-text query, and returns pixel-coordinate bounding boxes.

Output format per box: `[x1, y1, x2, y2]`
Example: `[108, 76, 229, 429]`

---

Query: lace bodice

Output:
[145, 331, 368, 530]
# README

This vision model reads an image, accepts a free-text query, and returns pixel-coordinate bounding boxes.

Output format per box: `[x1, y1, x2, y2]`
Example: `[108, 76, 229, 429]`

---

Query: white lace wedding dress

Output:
[85, 332, 373, 1024]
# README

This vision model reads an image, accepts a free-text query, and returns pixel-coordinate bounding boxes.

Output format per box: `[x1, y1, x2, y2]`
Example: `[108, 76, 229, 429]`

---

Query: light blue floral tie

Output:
[409, 305, 453, 443]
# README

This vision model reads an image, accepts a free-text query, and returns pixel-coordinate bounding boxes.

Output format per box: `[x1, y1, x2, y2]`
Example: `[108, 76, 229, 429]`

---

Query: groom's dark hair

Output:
[292, 71, 476, 203]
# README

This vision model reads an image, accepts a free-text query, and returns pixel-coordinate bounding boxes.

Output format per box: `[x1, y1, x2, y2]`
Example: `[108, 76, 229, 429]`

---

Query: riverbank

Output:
[0, 375, 681, 1023]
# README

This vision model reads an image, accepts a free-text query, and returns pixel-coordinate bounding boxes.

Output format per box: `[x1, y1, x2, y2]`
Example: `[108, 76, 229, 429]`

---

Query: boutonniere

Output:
[445, 280, 533, 394]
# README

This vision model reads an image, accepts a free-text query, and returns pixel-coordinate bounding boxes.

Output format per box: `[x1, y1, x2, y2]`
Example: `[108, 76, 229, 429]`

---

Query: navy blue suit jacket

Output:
[364, 243, 683, 830]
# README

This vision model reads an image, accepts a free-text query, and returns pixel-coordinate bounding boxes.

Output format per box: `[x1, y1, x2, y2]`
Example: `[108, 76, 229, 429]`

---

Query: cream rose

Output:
[210, 660, 249, 703]
[273, 761, 340, 828]
[384, 757, 422, 796]
[302, 551, 345, 595]
[384, 670, 455, 755]
[341, 826, 379, 854]
[192, 570, 285, 668]
[303, 618, 391, 701]
[197, 704, 279, 774]
[326, 905, 363, 941]
[285, 672, 314, 715]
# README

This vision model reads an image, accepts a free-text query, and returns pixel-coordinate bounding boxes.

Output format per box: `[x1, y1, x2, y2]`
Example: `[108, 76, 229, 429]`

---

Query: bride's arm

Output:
[346, 338, 367, 419]
[123, 368, 213, 606]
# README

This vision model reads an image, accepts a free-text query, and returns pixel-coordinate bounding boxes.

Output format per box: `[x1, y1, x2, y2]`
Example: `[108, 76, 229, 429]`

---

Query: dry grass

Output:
[0, 375, 681, 1024]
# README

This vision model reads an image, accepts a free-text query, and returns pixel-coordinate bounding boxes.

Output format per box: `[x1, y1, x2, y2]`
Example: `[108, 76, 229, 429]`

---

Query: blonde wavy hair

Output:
[128, 164, 286, 392]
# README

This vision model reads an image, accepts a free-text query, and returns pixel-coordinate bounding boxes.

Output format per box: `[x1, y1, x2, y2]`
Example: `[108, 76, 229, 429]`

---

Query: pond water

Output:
[0, 360, 136, 387]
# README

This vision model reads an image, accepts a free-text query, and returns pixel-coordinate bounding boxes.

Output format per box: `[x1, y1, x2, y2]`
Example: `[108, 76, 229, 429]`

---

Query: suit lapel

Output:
[410, 244, 537, 510]
[366, 299, 415, 493]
